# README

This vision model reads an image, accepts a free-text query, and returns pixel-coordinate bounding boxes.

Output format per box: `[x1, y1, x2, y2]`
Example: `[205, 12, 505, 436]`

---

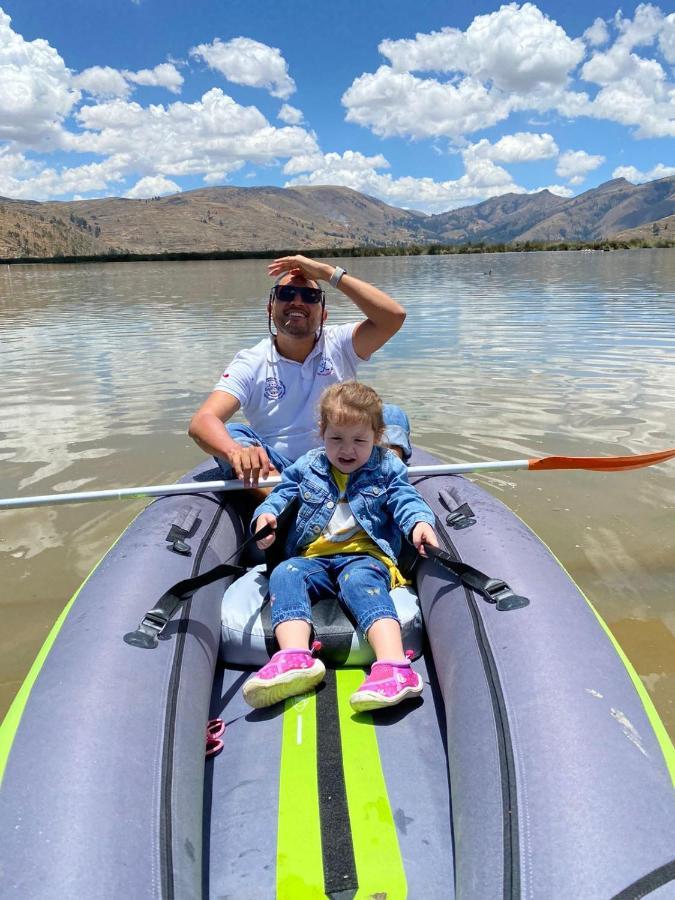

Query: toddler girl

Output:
[242, 381, 438, 712]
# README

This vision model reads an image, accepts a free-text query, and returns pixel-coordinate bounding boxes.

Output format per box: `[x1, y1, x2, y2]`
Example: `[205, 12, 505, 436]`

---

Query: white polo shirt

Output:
[214, 323, 364, 461]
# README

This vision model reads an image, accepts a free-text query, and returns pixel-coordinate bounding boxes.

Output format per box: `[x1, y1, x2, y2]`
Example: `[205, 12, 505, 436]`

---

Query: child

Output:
[242, 381, 438, 712]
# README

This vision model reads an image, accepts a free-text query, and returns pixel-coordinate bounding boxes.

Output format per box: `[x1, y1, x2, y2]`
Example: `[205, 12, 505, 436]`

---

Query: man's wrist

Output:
[329, 265, 347, 288]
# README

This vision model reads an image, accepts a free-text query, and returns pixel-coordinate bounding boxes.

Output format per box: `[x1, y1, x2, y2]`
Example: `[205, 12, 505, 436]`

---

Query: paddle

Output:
[1, 448, 674, 510]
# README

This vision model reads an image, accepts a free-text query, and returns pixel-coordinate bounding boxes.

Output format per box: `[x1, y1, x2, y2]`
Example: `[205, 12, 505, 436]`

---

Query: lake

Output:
[1, 250, 674, 736]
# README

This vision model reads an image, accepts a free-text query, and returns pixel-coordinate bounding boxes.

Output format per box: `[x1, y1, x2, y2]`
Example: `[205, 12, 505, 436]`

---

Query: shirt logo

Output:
[264, 377, 286, 400]
[317, 355, 333, 376]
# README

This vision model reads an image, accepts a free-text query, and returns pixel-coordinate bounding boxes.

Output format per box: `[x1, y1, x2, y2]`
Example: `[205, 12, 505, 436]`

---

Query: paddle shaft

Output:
[0, 461, 531, 510]
[3, 447, 674, 510]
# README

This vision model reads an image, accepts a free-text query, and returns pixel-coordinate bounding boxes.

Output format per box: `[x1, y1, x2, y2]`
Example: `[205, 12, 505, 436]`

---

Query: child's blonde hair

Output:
[319, 382, 385, 440]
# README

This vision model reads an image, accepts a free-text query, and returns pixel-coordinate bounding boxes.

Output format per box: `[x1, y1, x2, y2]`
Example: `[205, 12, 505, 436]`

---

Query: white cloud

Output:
[579, 6, 675, 138]
[379, 3, 584, 92]
[588, 79, 675, 138]
[343, 67, 513, 139]
[584, 18, 610, 47]
[73, 66, 131, 99]
[555, 149, 605, 183]
[126, 175, 181, 198]
[189, 37, 295, 99]
[0, 153, 126, 200]
[66, 89, 319, 180]
[74, 63, 183, 99]
[614, 3, 665, 51]
[283, 150, 390, 178]
[345, 5, 675, 143]
[581, 43, 666, 89]
[124, 62, 183, 94]
[612, 162, 675, 182]
[0, 9, 79, 147]
[659, 13, 675, 63]
[538, 183, 574, 197]
[467, 132, 559, 163]
[343, 5, 588, 141]
[278, 104, 303, 125]
[284, 148, 525, 213]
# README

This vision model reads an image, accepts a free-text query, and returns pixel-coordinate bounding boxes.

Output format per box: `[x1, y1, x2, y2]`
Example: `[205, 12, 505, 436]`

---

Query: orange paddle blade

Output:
[528, 448, 675, 472]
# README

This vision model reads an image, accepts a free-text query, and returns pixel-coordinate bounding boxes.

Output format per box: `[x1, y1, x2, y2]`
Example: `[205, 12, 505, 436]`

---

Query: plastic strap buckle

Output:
[483, 578, 529, 611]
[445, 503, 476, 529]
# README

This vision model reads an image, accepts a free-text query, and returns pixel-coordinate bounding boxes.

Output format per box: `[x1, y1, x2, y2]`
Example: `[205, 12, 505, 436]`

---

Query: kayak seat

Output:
[220, 565, 423, 668]
[220, 497, 423, 667]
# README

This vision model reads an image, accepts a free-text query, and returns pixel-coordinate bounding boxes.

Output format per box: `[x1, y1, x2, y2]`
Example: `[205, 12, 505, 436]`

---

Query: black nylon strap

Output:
[124, 517, 277, 649]
[424, 544, 530, 611]
[611, 859, 675, 899]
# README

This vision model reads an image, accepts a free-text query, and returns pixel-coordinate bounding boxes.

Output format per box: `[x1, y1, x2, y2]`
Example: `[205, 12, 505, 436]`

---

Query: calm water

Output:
[1, 251, 674, 736]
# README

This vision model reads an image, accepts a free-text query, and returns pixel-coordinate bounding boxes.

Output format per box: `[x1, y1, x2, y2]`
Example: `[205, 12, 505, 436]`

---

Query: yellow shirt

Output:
[301, 467, 410, 588]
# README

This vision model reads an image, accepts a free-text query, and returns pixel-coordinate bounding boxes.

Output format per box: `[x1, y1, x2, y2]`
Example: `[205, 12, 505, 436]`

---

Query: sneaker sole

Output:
[243, 661, 326, 709]
[349, 676, 423, 713]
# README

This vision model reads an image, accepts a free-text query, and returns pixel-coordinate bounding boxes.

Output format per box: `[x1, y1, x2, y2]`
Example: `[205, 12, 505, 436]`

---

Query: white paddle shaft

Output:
[0, 460, 532, 510]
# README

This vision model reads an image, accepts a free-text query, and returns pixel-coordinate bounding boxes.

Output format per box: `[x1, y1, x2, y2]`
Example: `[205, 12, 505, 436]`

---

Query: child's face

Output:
[323, 419, 375, 474]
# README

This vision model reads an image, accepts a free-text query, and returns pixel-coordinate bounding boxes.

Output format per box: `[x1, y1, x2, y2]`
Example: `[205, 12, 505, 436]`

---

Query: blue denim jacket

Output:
[252, 446, 436, 562]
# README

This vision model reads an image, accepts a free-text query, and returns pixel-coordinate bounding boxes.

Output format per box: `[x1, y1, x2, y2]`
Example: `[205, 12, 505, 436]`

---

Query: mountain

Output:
[0, 186, 427, 258]
[423, 190, 568, 244]
[513, 177, 675, 243]
[1, 176, 673, 260]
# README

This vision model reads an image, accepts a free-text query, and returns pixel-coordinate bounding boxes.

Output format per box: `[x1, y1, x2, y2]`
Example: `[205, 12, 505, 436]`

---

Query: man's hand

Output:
[225, 443, 272, 486]
[255, 514, 278, 549]
[268, 255, 331, 284]
[411, 522, 439, 557]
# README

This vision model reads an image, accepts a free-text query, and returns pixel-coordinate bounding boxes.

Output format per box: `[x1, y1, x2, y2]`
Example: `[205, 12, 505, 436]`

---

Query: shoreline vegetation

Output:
[2, 237, 674, 266]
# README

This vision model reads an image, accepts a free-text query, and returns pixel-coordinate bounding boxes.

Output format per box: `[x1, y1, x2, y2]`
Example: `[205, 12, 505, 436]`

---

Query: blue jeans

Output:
[215, 404, 412, 478]
[268, 554, 398, 635]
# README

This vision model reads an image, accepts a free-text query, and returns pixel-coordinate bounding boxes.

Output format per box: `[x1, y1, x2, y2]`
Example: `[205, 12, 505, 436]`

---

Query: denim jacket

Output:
[252, 446, 436, 563]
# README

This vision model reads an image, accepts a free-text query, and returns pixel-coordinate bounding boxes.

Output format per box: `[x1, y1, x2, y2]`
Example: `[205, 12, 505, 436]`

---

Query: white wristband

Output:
[329, 266, 346, 288]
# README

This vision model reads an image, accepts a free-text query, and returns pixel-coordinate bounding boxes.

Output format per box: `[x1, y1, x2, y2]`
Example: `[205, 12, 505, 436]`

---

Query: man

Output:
[188, 254, 411, 487]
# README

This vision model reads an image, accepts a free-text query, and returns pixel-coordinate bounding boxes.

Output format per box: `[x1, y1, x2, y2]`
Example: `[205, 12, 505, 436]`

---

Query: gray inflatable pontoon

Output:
[1, 448, 674, 899]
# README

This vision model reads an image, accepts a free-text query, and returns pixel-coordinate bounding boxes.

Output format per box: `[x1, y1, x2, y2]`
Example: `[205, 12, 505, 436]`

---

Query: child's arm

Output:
[384, 456, 437, 540]
[250, 456, 307, 544]
[411, 521, 439, 557]
[255, 513, 278, 549]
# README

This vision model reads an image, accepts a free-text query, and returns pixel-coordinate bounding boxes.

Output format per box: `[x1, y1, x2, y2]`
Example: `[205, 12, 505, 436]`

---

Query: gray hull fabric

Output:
[220, 564, 423, 666]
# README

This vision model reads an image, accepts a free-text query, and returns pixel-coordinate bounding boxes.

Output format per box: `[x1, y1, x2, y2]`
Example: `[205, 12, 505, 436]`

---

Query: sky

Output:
[1, 0, 674, 214]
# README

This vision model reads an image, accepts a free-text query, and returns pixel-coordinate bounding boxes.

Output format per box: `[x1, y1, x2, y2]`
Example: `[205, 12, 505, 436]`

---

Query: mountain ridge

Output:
[1, 176, 673, 259]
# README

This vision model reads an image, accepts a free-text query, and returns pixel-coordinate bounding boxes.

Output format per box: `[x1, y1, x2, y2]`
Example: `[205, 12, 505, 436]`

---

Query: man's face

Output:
[269, 274, 326, 339]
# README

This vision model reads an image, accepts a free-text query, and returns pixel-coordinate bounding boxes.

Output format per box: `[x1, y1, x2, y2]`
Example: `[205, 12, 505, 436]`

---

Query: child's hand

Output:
[412, 522, 439, 557]
[255, 514, 277, 549]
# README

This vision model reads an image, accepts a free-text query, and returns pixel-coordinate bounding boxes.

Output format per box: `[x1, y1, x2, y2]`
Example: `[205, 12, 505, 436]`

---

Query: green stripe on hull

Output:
[336, 669, 407, 900]
[277, 692, 325, 899]
[276, 671, 408, 899]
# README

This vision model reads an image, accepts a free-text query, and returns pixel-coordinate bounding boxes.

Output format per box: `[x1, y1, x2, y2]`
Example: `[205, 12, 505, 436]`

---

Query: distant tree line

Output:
[1, 235, 673, 265]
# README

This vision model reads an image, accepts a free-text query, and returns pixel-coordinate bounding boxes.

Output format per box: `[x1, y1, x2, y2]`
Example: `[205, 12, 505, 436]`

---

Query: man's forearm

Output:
[188, 412, 240, 459]
[336, 272, 405, 332]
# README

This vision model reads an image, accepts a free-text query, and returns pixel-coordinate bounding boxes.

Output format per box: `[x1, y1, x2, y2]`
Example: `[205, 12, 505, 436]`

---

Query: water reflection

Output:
[1, 251, 674, 733]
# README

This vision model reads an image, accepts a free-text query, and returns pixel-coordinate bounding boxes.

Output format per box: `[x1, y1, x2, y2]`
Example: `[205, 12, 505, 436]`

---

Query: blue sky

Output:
[1, 0, 673, 213]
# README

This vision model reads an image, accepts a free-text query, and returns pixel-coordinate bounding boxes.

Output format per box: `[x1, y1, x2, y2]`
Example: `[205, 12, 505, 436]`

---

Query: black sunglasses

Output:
[272, 284, 325, 305]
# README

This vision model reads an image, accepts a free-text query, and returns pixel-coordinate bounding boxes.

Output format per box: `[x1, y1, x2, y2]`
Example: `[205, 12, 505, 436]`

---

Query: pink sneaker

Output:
[349, 660, 423, 712]
[242, 648, 326, 709]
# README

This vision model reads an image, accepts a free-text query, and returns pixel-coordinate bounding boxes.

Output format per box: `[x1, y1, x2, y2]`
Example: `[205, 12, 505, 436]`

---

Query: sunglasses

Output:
[273, 284, 325, 305]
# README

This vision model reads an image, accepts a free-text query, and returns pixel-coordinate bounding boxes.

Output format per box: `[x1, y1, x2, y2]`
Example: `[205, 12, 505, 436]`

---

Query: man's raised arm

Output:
[268, 255, 405, 360]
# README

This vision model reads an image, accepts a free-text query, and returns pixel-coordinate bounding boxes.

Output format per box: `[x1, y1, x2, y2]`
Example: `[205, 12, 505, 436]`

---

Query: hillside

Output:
[0, 201, 110, 258]
[612, 213, 675, 242]
[1, 187, 427, 258]
[514, 178, 675, 243]
[1, 176, 674, 260]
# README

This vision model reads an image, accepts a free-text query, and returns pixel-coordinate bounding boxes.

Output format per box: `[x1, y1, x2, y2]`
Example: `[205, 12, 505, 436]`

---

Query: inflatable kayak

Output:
[1, 447, 674, 899]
